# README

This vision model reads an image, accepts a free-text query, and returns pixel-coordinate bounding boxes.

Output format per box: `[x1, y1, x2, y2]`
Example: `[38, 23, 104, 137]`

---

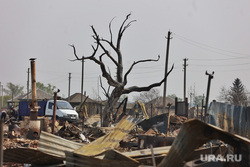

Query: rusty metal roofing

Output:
[208, 101, 250, 138]
[37, 131, 84, 159]
[4, 147, 63, 165]
[65, 151, 139, 167]
[74, 115, 141, 156]
[158, 119, 250, 167]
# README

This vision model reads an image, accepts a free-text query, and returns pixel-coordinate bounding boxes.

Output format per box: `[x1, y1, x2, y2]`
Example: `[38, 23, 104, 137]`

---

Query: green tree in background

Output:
[4, 82, 24, 98]
[36, 82, 56, 95]
[193, 95, 204, 107]
[3, 82, 24, 107]
[168, 94, 182, 101]
[229, 78, 248, 106]
[219, 78, 249, 106]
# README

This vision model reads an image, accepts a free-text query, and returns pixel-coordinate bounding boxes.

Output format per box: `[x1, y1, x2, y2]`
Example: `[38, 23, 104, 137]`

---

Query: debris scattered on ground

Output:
[2, 110, 249, 167]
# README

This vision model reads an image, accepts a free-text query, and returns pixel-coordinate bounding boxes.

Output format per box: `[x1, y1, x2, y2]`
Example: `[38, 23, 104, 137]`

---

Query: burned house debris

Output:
[1, 58, 250, 167]
[1, 99, 250, 166]
[1, 64, 250, 166]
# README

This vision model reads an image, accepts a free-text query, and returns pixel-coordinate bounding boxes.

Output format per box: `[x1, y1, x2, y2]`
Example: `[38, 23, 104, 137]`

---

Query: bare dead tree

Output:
[70, 14, 174, 126]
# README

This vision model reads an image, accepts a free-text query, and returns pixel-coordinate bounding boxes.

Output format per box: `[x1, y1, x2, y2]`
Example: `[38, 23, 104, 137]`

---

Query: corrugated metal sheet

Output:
[74, 116, 141, 156]
[121, 146, 171, 158]
[37, 131, 84, 159]
[102, 149, 139, 163]
[158, 119, 250, 167]
[65, 151, 139, 167]
[208, 102, 250, 138]
[4, 147, 63, 165]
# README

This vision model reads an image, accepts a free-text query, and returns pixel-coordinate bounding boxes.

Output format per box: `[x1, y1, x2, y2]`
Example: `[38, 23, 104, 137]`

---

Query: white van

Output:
[45, 100, 79, 122]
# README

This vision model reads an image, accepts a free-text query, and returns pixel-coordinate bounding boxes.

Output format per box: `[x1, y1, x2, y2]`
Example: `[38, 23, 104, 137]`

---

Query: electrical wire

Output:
[189, 62, 250, 67]
[172, 33, 250, 59]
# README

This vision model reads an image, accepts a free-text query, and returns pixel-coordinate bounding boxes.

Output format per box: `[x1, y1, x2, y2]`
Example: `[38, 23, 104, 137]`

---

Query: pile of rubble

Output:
[1, 113, 249, 167]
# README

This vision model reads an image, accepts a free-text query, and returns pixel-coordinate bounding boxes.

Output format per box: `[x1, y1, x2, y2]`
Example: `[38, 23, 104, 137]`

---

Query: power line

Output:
[173, 33, 250, 57]
[189, 57, 246, 61]
[189, 62, 250, 67]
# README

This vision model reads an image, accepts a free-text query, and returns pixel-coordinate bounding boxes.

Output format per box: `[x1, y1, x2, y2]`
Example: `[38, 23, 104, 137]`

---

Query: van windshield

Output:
[56, 101, 73, 110]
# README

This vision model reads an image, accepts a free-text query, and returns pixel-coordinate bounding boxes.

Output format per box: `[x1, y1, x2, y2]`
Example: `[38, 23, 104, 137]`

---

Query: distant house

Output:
[7, 89, 53, 108]
[145, 96, 175, 117]
[19, 89, 53, 101]
[66, 93, 102, 116]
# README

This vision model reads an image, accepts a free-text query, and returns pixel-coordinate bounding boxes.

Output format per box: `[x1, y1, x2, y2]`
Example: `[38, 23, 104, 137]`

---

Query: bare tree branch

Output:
[69, 43, 118, 87]
[109, 17, 116, 44]
[91, 26, 119, 67]
[116, 14, 136, 83]
[100, 76, 110, 98]
[68, 43, 99, 61]
[96, 60, 118, 87]
[68, 44, 81, 61]
[92, 15, 137, 84]
[123, 55, 160, 86]
[122, 64, 174, 94]
[117, 13, 136, 50]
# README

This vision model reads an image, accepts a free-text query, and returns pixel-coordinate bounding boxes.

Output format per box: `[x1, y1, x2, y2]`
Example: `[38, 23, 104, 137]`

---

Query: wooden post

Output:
[175, 97, 178, 115]
[197, 105, 199, 119]
[0, 120, 3, 166]
[100, 104, 103, 127]
[27, 68, 30, 101]
[201, 98, 204, 121]
[150, 145, 156, 167]
[68, 73, 71, 102]
[185, 97, 188, 119]
[1, 85, 3, 109]
[183, 58, 188, 101]
[162, 31, 172, 113]
[52, 89, 59, 134]
[81, 56, 84, 104]
[167, 103, 172, 136]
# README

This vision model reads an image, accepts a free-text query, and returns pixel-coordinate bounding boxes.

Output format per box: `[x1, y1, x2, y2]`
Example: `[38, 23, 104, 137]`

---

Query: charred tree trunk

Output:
[102, 87, 123, 127]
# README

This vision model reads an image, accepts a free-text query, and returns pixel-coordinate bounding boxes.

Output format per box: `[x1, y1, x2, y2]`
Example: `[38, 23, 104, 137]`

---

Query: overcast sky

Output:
[1, 0, 250, 102]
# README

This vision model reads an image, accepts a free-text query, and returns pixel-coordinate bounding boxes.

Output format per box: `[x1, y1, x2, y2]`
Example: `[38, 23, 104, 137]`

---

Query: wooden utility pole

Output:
[2, 85, 3, 107]
[201, 94, 204, 121]
[0, 82, 1, 109]
[1, 84, 3, 109]
[81, 57, 84, 103]
[27, 68, 30, 100]
[68, 73, 71, 102]
[183, 58, 188, 100]
[166, 103, 172, 136]
[0, 120, 3, 167]
[162, 31, 172, 113]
